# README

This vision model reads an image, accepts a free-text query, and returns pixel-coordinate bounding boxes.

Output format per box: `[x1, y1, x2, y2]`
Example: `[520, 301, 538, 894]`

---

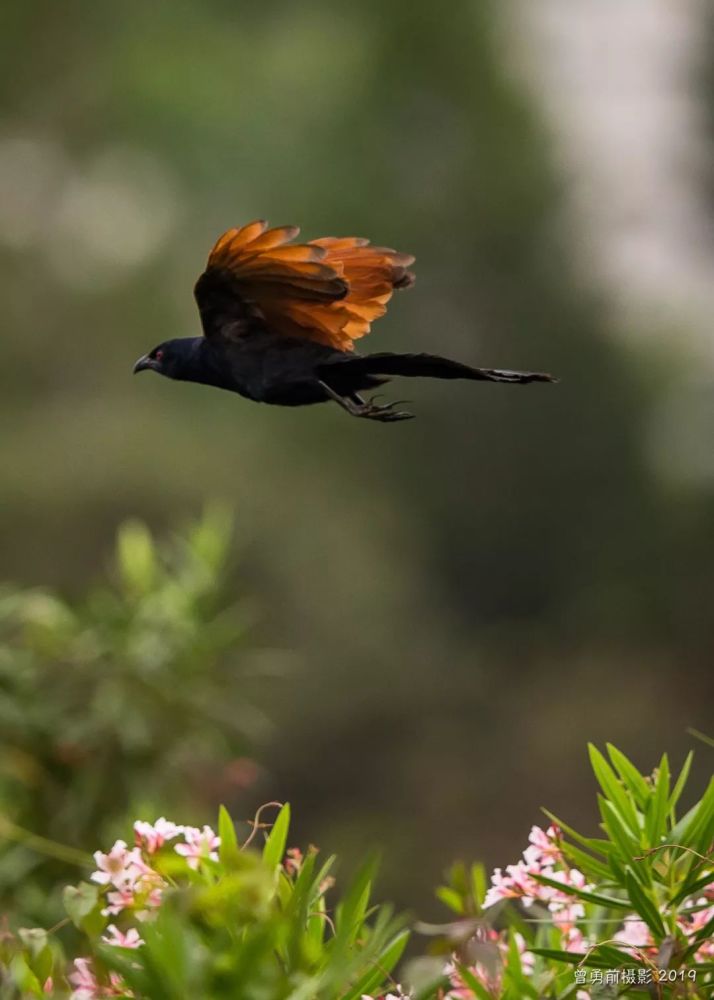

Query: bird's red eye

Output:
[154, 349, 163, 362]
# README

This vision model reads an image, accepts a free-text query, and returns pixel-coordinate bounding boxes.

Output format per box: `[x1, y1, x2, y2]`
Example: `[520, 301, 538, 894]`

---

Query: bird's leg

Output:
[318, 381, 414, 422]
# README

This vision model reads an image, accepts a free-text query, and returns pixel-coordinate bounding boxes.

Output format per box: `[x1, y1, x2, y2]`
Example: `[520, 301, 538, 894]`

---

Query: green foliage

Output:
[0, 509, 274, 923]
[1, 805, 409, 1000]
[427, 744, 713, 999]
[1, 744, 710, 999]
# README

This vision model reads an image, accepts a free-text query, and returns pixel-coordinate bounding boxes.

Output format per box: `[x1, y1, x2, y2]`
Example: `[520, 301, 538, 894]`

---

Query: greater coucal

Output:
[134, 220, 555, 421]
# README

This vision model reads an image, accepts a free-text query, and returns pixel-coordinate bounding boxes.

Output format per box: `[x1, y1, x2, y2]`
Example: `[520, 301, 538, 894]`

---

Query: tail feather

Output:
[322, 351, 556, 385]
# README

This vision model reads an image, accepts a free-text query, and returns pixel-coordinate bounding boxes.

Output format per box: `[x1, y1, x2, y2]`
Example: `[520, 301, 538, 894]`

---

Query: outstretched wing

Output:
[194, 220, 415, 351]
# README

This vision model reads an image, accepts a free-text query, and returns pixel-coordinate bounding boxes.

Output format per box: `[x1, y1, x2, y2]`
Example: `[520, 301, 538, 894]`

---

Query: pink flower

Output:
[134, 817, 182, 854]
[174, 825, 220, 870]
[523, 825, 562, 867]
[484, 848, 591, 914]
[614, 916, 654, 953]
[91, 841, 140, 889]
[102, 885, 136, 917]
[69, 958, 99, 1000]
[101, 867, 166, 918]
[69, 958, 130, 999]
[562, 926, 589, 953]
[543, 869, 589, 919]
[550, 900, 585, 931]
[101, 924, 144, 948]
[483, 861, 545, 908]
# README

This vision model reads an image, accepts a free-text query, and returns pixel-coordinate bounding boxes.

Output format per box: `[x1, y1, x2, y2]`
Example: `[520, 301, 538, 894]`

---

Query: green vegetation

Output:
[0, 511, 272, 925]
[1, 742, 712, 998]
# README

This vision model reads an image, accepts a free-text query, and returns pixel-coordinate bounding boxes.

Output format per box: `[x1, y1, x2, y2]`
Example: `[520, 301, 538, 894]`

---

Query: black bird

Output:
[134, 220, 555, 421]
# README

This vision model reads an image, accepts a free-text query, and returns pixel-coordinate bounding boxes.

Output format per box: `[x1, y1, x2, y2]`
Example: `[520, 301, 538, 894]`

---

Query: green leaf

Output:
[594, 943, 646, 969]
[599, 798, 641, 866]
[669, 776, 714, 850]
[606, 744, 649, 806]
[529, 948, 611, 970]
[561, 841, 612, 882]
[503, 929, 539, 999]
[686, 777, 714, 858]
[530, 872, 630, 910]
[334, 855, 379, 957]
[262, 803, 290, 871]
[305, 896, 327, 956]
[116, 520, 157, 595]
[668, 776, 714, 882]
[8, 954, 43, 998]
[541, 809, 611, 858]
[452, 963, 494, 1000]
[17, 928, 47, 960]
[285, 852, 317, 969]
[17, 929, 53, 987]
[589, 744, 640, 837]
[435, 886, 464, 915]
[668, 750, 693, 816]
[672, 868, 714, 906]
[471, 862, 487, 910]
[644, 754, 669, 847]
[63, 881, 100, 930]
[340, 929, 409, 1000]
[623, 868, 666, 938]
[218, 804, 240, 870]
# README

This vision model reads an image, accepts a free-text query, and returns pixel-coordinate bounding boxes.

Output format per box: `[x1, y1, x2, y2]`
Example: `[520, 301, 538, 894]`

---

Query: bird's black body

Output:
[136, 333, 553, 419]
[134, 220, 555, 421]
[152, 332, 383, 406]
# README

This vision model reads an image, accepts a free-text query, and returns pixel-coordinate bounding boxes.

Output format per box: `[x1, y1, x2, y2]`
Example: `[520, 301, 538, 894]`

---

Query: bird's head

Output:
[133, 339, 196, 380]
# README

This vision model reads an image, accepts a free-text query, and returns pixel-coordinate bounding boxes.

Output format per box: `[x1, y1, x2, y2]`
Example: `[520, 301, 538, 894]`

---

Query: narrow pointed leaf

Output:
[262, 803, 290, 871]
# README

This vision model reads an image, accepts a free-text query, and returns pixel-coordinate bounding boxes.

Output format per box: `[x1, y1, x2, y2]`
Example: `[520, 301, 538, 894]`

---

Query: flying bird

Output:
[134, 220, 555, 422]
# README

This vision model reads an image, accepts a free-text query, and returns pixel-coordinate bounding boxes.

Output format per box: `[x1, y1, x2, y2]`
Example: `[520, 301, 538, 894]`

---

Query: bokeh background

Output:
[2, 0, 714, 921]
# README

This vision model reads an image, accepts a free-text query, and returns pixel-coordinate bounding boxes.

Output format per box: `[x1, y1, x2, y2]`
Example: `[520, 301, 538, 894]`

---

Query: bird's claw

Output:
[360, 398, 414, 422]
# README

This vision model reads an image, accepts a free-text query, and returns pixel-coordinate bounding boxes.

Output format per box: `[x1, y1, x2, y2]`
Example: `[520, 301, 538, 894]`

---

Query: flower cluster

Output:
[90, 817, 221, 920]
[69, 817, 221, 1000]
[482, 824, 590, 954]
[454, 822, 714, 999]
[91, 838, 163, 920]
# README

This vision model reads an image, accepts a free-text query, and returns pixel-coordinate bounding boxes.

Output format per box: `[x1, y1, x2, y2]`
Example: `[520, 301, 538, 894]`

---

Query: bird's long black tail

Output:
[322, 351, 556, 385]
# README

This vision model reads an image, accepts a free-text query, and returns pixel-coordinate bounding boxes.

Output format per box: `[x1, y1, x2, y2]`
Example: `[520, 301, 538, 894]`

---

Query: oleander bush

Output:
[0, 746, 712, 999]
[426, 743, 714, 999]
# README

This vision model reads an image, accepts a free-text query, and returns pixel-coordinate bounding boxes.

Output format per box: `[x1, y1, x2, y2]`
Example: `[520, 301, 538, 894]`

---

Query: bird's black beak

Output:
[133, 354, 153, 374]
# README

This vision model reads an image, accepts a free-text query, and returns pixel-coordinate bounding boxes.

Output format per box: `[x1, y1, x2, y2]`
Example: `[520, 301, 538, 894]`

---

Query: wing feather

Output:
[194, 220, 415, 348]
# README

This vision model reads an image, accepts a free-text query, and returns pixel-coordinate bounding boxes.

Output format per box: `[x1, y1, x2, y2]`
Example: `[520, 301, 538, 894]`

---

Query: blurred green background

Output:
[1, 0, 713, 922]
